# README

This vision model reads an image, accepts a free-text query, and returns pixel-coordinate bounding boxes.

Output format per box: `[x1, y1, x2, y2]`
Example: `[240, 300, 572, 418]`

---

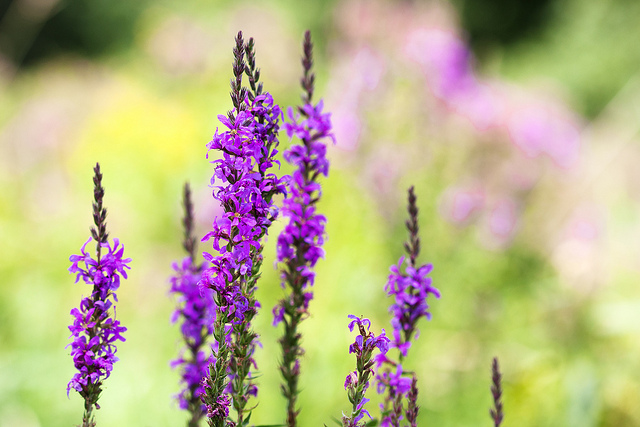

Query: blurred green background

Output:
[1, 0, 640, 426]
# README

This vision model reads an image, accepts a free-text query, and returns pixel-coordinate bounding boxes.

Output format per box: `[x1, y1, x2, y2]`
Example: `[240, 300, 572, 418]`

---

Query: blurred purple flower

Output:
[405, 28, 474, 98]
[376, 364, 412, 395]
[440, 186, 485, 224]
[332, 106, 361, 152]
[405, 28, 502, 130]
[508, 104, 581, 169]
[170, 256, 215, 414]
[488, 198, 518, 241]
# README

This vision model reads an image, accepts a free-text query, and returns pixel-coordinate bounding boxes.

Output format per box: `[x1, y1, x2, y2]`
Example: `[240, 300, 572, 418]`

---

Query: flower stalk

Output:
[273, 30, 334, 427]
[200, 30, 286, 427]
[170, 182, 215, 427]
[67, 163, 130, 427]
[376, 186, 440, 427]
[343, 316, 390, 427]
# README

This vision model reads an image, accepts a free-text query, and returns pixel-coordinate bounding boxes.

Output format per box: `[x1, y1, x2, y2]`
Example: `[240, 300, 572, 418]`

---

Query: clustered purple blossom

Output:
[272, 101, 334, 326]
[67, 163, 131, 427]
[169, 183, 215, 427]
[384, 257, 440, 357]
[204, 393, 232, 420]
[170, 183, 217, 426]
[383, 187, 439, 358]
[199, 31, 286, 427]
[272, 31, 335, 427]
[67, 238, 130, 395]
[343, 315, 390, 427]
[375, 187, 440, 427]
[169, 256, 215, 413]
[200, 93, 285, 298]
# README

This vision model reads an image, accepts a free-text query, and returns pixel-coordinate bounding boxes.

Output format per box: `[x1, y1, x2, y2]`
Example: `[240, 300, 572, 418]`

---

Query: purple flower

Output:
[376, 187, 439, 427]
[385, 256, 440, 355]
[67, 164, 130, 426]
[69, 238, 130, 299]
[343, 316, 389, 427]
[204, 393, 232, 420]
[376, 364, 412, 396]
[274, 100, 333, 294]
[201, 90, 285, 309]
[170, 256, 216, 413]
[273, 31, 335, 427]
[201, 32, 286, 427]
[274, 61, 335, 326]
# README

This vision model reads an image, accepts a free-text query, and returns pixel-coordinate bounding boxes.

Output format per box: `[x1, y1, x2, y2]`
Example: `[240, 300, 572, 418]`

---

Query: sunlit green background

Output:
[2, 0, 640, 426]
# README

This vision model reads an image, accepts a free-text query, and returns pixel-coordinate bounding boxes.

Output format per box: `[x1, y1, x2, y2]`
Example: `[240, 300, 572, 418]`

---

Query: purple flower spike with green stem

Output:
[376, 186, 440, 427]
[490, 357, 504, 427]
[66, 163, 131, 427]
[342, 315, 390, 427]
[274, 30, 334, 427]
[200, 31, 286, 427]
[170, 182, 216, 427]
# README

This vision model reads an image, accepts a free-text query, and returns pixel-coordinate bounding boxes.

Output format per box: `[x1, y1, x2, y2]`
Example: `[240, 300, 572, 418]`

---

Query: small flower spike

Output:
[170, 183, 216, 427]
[274, 30, 334, 427]
[385, 187, 440, 355]
[342, 315, 390, 427]
[376, 186, 440, 427]
[67, 163, 131, 427]
[490, 357, 504, 427]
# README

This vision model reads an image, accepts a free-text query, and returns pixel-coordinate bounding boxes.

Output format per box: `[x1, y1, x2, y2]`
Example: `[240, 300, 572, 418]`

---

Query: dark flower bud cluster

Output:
[343, 315, 390, 427]
[405, 375, 419, 427]
[170, 183, 216, 426]
[490, 357, 504, 427]
[273, 31, 334, 427]
[67, 163, 131, 427]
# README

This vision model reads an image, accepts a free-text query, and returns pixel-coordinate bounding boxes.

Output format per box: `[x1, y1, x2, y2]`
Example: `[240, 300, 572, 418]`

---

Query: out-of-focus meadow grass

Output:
[1, 0, 640, 426]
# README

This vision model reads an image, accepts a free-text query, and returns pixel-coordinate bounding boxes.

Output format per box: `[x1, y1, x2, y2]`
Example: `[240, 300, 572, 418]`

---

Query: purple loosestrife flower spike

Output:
[376, 365, 412, 427]
[490, 357, 504, 427]
[274, 30, 334, 427]
[170, 183, 216, 427]
[384, 186, 440, 356]
[201, 31, 286, 427]
[67, 163, 130, 427]
[342, 316, 390, 427]
[376, 187, 440, 427]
